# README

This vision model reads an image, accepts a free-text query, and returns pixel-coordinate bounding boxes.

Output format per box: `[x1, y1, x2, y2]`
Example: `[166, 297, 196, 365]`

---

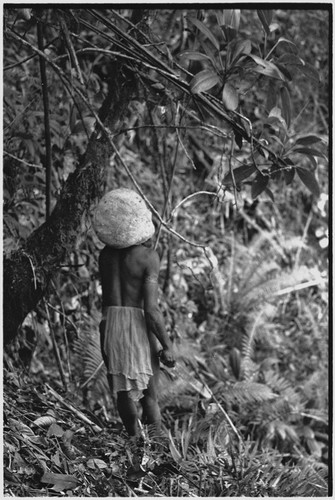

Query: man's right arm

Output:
[143, 251, 175, 367]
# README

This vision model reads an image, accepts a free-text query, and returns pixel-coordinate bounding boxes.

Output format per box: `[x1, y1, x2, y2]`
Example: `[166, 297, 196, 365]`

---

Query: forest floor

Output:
[3, 361, 185, 497]
[3, 353, 330, 498]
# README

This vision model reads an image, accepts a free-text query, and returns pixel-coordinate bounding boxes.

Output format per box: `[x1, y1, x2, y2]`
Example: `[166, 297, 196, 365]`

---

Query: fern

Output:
[72, 314, 111, 409]
[222, 381, 276, 406]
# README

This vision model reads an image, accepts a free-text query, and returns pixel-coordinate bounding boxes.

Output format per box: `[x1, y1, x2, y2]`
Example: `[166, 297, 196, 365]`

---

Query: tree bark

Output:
[3, 62, 137, 344]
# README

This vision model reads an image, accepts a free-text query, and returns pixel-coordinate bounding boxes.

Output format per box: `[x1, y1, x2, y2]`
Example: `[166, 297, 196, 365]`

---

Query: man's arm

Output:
[143, 251, 175, 367]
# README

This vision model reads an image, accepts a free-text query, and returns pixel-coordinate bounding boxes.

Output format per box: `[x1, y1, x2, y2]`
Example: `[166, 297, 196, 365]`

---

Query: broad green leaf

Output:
[275, 37, 298, 53]
[248, 54, 286, 80]
[189, 18, 220, 50]
[284, 167, 295, 185]
[275, 63, 292, 81]
[179, 50, 213, 62]
[300, 62, 320, 83]
[257, 10, 273, 35]
[297, 168, 320, 197]
[280, 86, 291, 127]
[222, 164, 256, 186]
[234, 130, 243, 149]
[293, 147, 326, 159]
[229, 39, 252, 66]
[278, 53, 303, 66]
[222, 83, 239, 111]
[268, 106, 286, 127]
[222, 9, 241, 30]
[265, 187, 275, 202]
[251, 172, 269, 198]
[190, 69, 220, 94]
[295, 135, 322, 146]
[248, 53, 267, 67]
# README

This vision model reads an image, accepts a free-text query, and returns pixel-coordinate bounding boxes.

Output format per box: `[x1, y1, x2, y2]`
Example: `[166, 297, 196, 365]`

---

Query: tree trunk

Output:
[3, 62, 137, 344]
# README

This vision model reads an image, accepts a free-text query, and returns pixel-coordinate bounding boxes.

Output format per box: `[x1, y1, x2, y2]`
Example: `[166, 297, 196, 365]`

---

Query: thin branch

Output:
[274, 279, 324, 297]
[59, 12, 84, 85]
[80, 360, 104, 390]
[45, 383, 103, 432]
[37, 20, 52, 221]
[294, 208, 313, 268]
[45, 302, 67, 391]
[3, 36, 59, 71]
[227, 134, 239, 206]
[171, 191, 217, 217]
[110, 8, 194, 79]
[154, 103, 181, 250]
[3, 151, 44, 169]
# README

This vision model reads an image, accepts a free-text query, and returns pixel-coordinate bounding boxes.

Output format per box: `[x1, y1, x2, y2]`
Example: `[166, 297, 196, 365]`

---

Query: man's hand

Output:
[159, 348, 176, 368]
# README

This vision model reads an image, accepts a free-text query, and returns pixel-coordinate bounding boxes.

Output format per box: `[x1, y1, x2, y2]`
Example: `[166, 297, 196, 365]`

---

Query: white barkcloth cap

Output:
[93, 188, 155, 248]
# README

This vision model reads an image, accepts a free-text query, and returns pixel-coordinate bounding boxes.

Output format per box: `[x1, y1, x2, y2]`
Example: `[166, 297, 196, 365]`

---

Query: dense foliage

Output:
[3, 7, 329, 496]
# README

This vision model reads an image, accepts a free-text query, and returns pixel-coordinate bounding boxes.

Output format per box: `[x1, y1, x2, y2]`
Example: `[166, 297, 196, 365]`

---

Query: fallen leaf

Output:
[87, 458, 108, 469]
[41, 472, 79, 492]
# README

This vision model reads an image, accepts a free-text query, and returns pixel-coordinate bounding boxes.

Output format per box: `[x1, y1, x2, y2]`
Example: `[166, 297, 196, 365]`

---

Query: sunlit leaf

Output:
[257, 10, 273, 35]
[41, 472, 79, 492]
[47, 423, 65, 437]
[190, 69, 221, 94]
[168, 431, 182, 463]
[248, 54, 286, 80]
[188, 18, 220, 50]
[222, 9, 241, 30]
[179, 50, 213, 62]
[33, 416, 57, 428]
[297, 168, 320, 197]
[254, 64, 286, 81]
[268, 106, 286, 127]
[251, 172, 269, 198]
[87, 458, 108, 469]
[222, 83, 239, 111]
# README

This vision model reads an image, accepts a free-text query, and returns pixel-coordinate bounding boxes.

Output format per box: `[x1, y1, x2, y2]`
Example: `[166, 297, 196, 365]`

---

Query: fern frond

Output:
[251, 396, 300, 427]
[241, 310, 263, 379]
[239, 261, 280, 299]
[223, 381, 276, 405]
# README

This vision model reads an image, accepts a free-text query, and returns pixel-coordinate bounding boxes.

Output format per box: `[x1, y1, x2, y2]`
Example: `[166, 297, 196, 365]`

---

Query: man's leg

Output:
[140, 355, 161, 436]
[117, 391, 139, 436]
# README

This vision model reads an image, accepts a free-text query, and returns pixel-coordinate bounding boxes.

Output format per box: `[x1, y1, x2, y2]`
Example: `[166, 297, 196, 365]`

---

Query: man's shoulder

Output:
[131, 245, 159, 263]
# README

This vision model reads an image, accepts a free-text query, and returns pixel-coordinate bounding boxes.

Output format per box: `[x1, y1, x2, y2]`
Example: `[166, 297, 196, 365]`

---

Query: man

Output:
[94, 189, 175, 439]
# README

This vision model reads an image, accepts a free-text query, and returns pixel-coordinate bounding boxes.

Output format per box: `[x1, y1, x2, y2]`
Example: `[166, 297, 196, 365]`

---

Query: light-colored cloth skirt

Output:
[101, 306, 153, 401]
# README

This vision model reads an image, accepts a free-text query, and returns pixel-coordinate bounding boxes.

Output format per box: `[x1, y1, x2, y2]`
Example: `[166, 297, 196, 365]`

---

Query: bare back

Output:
[99, 244, 159, 310]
